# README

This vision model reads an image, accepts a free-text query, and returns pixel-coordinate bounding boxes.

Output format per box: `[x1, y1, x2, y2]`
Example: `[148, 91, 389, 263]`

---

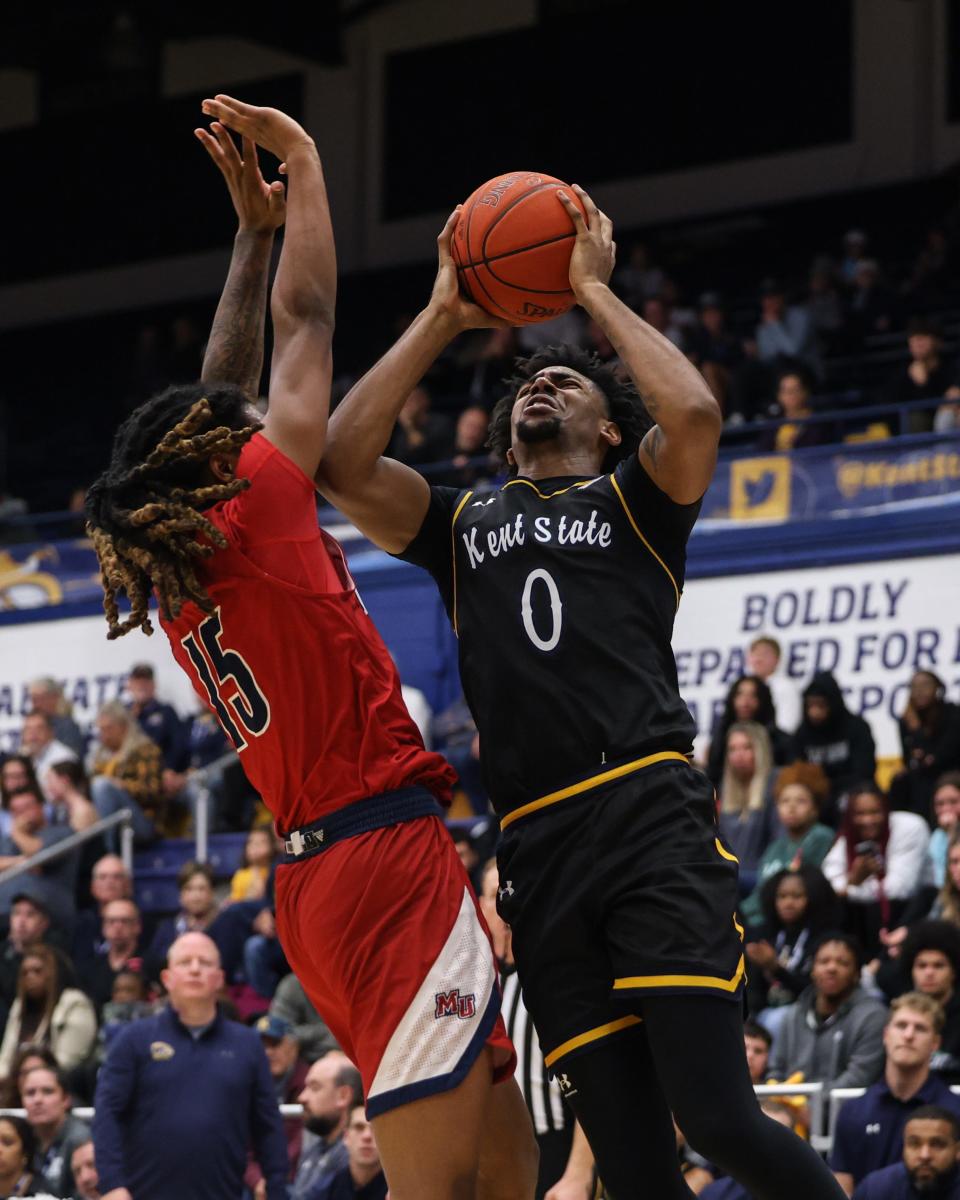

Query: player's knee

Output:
[675, 1103, 754, 1167]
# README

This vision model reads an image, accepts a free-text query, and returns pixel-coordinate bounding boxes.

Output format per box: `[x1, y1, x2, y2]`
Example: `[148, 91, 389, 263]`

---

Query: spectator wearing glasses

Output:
[77, 899, 145, 1010]
[71, 856, 133, 971]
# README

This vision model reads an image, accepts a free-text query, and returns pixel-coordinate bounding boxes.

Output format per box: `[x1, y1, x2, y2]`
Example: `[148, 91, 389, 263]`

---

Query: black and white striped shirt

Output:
[501, 968, 569, 1136]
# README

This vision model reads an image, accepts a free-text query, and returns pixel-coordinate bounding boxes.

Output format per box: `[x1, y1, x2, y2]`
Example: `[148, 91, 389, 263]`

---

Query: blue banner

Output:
[702, 433, 960, 523]
[0, 540, 102, 612]
[2, 432, 959, 619]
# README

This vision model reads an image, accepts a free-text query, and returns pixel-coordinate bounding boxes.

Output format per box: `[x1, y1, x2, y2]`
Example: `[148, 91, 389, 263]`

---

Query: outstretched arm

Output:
[201, 95, 336, 479]
[559, 186, 721, 504]
[197, 121, 286, 396]
[317, 209, 507, 553]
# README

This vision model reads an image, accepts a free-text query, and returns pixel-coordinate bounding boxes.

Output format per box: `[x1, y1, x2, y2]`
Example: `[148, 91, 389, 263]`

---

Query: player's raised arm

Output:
[201, 95, 336, 480]
[558, 186, 721, 504]
[195, 120, 285, 396]
[317, 209, 509, 554]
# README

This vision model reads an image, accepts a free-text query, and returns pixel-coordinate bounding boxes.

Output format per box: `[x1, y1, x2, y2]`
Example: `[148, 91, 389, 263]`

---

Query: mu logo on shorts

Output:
[434, 988, 477, 1019]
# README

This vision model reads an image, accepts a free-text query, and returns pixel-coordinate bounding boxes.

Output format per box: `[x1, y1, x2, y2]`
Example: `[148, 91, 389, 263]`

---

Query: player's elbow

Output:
[684, 389, 722, 436]
[271, 290, 336, 334]
[315, 450, 377, 497]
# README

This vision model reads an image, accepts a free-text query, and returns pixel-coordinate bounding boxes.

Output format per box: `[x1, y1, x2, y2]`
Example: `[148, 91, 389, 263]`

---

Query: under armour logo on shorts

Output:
[498, 880, 515, 899]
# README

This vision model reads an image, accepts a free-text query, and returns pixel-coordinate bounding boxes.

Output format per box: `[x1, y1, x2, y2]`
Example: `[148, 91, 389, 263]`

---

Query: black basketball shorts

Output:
[495, 759, 744, 1074]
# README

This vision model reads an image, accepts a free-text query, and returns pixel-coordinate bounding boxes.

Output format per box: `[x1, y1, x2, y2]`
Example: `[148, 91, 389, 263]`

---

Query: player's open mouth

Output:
[523, 396, 560, 415]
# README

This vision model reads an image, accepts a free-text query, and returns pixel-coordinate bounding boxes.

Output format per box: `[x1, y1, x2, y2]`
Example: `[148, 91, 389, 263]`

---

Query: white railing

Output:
[0, 808, 135, 881]
[0, 1104, 305, 1119]
[827, 1083, 960, 1149]
[754, 1082, 828, 1152]
[188, 750, 241, 863]
[6, 1083, 956, 1156]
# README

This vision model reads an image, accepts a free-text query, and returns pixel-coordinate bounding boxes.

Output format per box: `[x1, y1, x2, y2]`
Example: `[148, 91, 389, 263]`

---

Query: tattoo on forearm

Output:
[202, 240, 272, 397]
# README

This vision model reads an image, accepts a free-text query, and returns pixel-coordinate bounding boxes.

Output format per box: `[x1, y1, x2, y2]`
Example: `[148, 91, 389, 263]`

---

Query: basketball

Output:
[452, 171, 587, 325]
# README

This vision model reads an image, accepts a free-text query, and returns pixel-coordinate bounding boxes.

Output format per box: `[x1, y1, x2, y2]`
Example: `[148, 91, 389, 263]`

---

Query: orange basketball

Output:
[452, 171, 587, 325]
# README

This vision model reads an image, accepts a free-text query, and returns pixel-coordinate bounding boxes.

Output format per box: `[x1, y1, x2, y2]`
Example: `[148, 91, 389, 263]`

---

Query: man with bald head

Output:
[72, 855, 134, 968]
[292, 1050, 363, 1200]
[90, 855, 132, 904]
[92, 933, 287, 1200]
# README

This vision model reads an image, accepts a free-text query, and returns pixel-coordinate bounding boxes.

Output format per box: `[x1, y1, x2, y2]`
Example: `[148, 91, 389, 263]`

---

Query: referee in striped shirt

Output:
[482, 861, 596, 1200]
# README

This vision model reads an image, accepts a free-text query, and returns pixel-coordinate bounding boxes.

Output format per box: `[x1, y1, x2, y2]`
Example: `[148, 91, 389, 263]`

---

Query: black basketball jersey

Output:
[397, 453, 700, 821]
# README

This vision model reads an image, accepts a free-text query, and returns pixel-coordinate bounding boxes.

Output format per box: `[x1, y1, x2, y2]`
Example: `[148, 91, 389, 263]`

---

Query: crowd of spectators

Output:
[5, 202, 960, 525]
[0, 624, 957, 1195]
[330, 220, 960, 499]
[1, 116, 959, 1200]
[698, 634, 960, 1197]
[0, 668, 389, 1199]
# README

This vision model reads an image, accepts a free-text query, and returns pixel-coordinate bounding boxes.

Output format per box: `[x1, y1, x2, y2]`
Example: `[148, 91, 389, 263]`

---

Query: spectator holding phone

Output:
[823, 784, 930, 956]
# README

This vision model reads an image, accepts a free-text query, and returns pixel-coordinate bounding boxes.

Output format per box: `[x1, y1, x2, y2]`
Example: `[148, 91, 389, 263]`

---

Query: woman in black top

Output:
[745, 865, 841, 1017]
[707, 675, 792, 785]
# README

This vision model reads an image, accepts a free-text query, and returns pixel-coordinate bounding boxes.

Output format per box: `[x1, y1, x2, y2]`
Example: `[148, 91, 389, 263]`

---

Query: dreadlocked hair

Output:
[486, 343, 653, 475]
[85, 382, 262, 639]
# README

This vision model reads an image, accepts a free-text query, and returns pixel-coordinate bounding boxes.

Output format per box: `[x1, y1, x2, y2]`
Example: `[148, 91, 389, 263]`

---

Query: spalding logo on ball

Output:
[452, 172, 587, 325]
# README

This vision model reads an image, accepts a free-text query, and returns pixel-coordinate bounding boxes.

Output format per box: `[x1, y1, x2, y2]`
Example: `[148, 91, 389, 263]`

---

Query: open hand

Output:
[428, 207, 514, 332]
[195, 122, 285, 234]
[200, 95, 314, 163]
[557, 184, 615, 299]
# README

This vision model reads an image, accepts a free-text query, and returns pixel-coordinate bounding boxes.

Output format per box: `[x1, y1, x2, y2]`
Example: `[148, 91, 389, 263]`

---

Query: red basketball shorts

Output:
[275, 814, 515, 1117]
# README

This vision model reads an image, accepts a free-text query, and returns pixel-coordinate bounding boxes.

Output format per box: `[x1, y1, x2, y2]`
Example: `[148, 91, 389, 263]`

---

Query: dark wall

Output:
[949, 0, 960, 123]
[2, 75, 303, 283]
[383, 3, 853, 220]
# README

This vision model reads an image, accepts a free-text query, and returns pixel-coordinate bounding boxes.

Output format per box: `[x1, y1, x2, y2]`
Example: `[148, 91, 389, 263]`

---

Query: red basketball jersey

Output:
[159, 433, 455, 831]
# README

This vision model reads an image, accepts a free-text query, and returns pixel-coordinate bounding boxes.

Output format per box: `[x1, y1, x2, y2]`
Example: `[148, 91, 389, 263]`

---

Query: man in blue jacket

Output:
[126, 663, 186, 772]
[831, 993, 960, 1194]
[854, 1107, 960, 1198]
[93, 931, 287, 1200]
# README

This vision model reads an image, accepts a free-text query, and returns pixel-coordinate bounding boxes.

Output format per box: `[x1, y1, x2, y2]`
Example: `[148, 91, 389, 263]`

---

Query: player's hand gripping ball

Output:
[452, 172, 587, 325]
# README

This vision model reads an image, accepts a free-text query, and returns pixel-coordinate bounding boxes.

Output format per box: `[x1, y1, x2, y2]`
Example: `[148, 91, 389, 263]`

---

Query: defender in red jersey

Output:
[85, 98, 536, 1200]
[162, 429, 455, 830]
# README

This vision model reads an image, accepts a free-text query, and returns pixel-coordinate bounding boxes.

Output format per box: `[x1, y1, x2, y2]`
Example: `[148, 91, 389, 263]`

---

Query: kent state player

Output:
[314, 190, 848, 1199]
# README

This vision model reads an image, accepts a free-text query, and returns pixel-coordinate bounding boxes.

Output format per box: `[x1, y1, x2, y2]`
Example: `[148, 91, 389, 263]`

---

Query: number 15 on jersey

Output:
[181, 607, 271, 751]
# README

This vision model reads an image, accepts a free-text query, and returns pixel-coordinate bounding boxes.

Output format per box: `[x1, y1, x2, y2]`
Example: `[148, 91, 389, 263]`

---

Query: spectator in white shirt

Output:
[26, 680, 84, 759]
[19, 715, 77, 801]
[823, 783, 930, 955]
